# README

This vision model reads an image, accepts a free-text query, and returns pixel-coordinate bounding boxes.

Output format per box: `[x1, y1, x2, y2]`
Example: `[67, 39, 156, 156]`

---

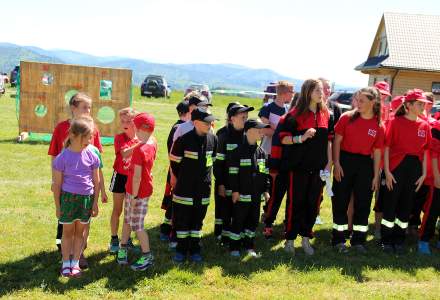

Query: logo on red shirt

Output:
[368, 129, 377, 137]
[418, 130, 426, 138]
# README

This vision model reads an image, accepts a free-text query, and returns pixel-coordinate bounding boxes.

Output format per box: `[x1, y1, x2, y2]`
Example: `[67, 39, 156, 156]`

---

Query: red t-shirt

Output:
[125, 137, 157, 198]
[385, 116, 431, 172]
[335, 113, 385, 156]
[113, 133, 139, 175]
[419, 114, 436, 185]
[381, 102, 391, 124]
[48, 120, 103, 157]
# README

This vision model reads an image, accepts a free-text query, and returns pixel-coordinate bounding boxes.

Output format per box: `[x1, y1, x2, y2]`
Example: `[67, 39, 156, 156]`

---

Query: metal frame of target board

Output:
[18, 61, 132, 141]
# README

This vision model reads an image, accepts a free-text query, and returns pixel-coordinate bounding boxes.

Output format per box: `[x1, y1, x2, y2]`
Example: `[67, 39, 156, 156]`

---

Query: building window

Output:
[433, 82, 440, 95]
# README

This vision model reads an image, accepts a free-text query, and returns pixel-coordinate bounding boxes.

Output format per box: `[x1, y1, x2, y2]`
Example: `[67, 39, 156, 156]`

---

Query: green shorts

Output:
[59, 191, 93, 224]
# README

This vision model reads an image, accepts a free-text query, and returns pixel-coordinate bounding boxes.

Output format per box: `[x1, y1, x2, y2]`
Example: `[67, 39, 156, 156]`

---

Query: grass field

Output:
[0, 86, 439, 299]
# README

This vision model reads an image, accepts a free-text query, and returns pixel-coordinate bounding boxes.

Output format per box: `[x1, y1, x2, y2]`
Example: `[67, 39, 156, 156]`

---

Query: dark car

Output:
[184, 84, 212, 103]
[10, 66, 19, 87]
[140, 75, 171, 98]
[328, 91, 354, 112]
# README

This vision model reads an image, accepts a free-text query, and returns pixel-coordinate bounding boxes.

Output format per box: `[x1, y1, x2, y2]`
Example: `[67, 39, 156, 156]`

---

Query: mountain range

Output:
[0, 42, 356, 91]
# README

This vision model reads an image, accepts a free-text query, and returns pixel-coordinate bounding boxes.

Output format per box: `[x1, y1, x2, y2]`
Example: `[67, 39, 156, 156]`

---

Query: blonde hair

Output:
[276, 80, 294, 95]
[69, 92, 92, 108]
[424, 92, 435, 103]
[64, 116, 94, 148]
[119, 107, 138, 120]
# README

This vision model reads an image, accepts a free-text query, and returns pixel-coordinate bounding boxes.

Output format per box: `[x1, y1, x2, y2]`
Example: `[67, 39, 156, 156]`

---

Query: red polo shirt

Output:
[335, 113, 385, 155]
[385, 116, 430, 172]
[48, 120, 103, 157]
[125, 137, 157, 198]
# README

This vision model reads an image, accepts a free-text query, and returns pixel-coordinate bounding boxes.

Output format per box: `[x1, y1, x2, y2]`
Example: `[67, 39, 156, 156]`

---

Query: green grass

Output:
[0, 86, 440, 299]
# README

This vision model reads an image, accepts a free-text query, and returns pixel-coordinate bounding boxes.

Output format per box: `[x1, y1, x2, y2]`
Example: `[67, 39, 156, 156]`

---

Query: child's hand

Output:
[101, 191, 108, 203]
[302, 128, 316, 142]
[232, 192, 239, 204]
[92, 202, 99, 217]
[263, 192, 270, 203]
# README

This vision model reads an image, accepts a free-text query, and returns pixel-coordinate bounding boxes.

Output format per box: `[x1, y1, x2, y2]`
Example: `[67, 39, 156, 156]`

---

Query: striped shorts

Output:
[124, 194, 149, 231]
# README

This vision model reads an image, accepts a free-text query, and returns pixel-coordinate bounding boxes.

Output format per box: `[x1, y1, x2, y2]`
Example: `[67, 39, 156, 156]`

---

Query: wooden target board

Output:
[19, 61, 132, 137]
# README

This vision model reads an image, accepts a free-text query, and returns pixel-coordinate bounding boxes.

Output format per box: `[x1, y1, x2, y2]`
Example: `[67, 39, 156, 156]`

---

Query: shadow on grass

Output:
[1, 222, 440, 296]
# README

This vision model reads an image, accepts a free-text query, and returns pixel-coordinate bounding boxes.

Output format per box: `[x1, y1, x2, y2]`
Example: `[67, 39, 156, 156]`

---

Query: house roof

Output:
[356, 12, 440, 72]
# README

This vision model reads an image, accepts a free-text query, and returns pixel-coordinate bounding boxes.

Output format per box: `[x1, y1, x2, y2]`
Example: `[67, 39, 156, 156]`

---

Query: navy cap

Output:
[228, 104, 254, 118]
[244, 118, 270, 131]
[176, 101, 189, 114]
[191, 108, 218, 123]
[187, 94, 211, 106]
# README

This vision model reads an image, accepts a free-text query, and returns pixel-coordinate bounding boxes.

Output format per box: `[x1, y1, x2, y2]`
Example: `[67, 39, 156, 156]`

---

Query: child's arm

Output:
[92, 168, 100, 217]
[120, 143, 140, 159]
[52, 169, 63, 219]
[131, 165, 142, 198]
[99, 168, 108, 203]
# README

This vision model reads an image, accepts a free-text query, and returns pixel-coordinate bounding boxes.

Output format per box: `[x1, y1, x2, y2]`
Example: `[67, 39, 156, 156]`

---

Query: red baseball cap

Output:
[391, 96, 405, 111]
[374, 81, 391, 96]
[404, 89, 430, 103]
[133, 112, 155, 132]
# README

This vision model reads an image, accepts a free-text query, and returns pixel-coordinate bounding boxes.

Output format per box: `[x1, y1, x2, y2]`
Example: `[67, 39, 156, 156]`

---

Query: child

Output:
[48, 92, 106, 268]
[117, 112, 157, 271]
[332, 87, 384, 253]
[228, 118, 270, 257]
[109, 107, 139, 253]
[382, 89, 431, 254]
[160, 101, 190, 244]
[169, 108, 218, 263]
[277, 79, 333, 255]
[214, 103, 253, 245]
[52, 117, 100, 277]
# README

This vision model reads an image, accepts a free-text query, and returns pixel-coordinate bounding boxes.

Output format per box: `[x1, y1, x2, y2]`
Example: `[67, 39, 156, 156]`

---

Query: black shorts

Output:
[109, 171, 128, 193]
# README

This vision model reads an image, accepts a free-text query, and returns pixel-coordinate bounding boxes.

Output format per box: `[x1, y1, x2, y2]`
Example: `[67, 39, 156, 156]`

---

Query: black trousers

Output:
[332, 151, 374, 246]
[214, 182, 223, 237]
[221, 194, 233, 242]
[409, 184, 430, 227]
[285, 170, 322, 240]
[373, 171, 387, 213]
[264, 171, 288, 228]
[173, 202, 208, 255]
[230, 198, 261, 251]
[381, 156, 422, 246]
[160, 168, 173, 236]
[419, 187, 440, 242]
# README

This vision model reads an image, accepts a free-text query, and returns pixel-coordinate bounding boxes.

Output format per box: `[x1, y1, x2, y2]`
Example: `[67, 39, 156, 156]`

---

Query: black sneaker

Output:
[352, 244, 367, 254]
[394, 244, 406, 255]
[381, 244, 394, 254]
[131, 253, 154, 271]
[334, 243, 349, 254]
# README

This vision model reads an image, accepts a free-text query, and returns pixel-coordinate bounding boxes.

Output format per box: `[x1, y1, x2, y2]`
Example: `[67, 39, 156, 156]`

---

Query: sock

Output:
[111, 235, 118, 240]
[71, 260, 79, 268]
[62, 260, 70, 269]
[142, 251, 151, 256]
[120, 244, 127, 248]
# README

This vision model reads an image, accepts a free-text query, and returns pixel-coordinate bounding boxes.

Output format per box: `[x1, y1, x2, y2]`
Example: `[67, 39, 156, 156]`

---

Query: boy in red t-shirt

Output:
[48, 92, 106, 269]
[109, 108, 139, 253]
[117, 112, 157, 271]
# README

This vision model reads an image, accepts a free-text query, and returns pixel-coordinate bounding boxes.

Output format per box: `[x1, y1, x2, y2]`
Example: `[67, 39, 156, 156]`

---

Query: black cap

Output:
[191, 108, 218, 123]
[228, 104, 254, 118]
[244, 118, 270, 131]
[226, 102, 241, 113]
[187, 94, 211, 107]
[176, 101, 189, 114]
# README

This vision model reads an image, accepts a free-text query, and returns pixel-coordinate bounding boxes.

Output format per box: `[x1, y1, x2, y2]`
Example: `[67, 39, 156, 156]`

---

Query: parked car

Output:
[10, 66, 19, 87]
[0, 75, 5, 95]
[263, 82, 277, 104]
[2, 73, 9, 84]
[184, 84, 212, 103]
[328, 91, 354, 112]
[140, 75, 171, 98]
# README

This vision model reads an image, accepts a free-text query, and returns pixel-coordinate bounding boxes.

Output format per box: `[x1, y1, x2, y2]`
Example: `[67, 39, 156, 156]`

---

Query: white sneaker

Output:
[284, 240, 295, 254]
[246, 249, 260, 258]
[301, 237, 315, 256]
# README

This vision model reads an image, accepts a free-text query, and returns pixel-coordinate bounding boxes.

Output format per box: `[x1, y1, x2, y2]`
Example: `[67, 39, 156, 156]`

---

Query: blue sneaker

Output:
[418, 241, 431, 255]
[131, 253, 154, 271]
[109, 237, 119, 253]
[436, 241, 440, 249]
[190, 253, 203, 263]
[173, 252, 186, 263]
[160, 233, 170, 242]
[230, 250, 240, 257]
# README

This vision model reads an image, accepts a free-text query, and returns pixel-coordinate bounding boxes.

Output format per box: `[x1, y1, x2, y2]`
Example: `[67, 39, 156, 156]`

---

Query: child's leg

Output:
[82, 223, 90, 252]
[120, 195, 132, 245]
[136, 230, 150, 253]
[61, 223, 75, 261]
[111, 192, 125, 236]
[73, 222, 87, 261]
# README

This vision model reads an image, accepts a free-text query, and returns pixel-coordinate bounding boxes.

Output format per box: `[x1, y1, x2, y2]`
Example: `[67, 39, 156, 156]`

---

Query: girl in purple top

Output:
[52, 117, 100, 278]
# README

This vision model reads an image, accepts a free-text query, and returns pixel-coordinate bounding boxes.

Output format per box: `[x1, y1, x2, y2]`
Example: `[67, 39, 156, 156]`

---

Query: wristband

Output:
[299, 135, 302, 143]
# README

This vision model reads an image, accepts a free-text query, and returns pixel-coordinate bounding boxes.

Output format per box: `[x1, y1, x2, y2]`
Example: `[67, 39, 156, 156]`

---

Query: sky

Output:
[2, 0, 440, 87]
